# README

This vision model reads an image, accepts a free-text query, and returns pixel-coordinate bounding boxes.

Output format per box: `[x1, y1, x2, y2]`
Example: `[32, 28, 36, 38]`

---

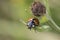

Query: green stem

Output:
[43, 0, 60, 32]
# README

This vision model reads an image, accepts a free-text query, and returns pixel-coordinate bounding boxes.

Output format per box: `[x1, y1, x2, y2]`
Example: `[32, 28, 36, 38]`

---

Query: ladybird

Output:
[27, 18, 39, 30]
[33, 17, 39, 26]
[31, 1, 46, 17]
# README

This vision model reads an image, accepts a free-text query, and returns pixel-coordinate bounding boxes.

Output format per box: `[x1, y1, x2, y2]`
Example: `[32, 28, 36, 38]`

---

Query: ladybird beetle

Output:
[27, 17, 39, 30]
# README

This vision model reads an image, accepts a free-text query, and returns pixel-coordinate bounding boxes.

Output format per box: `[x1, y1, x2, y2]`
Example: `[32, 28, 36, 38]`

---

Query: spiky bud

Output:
[31, 1, 46, 17]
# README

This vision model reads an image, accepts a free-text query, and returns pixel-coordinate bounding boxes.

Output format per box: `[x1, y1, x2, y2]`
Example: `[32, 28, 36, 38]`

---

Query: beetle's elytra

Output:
[27, 18, 39, 30]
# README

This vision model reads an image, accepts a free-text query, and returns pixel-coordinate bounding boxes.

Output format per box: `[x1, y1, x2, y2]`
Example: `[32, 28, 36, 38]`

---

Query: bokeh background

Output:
[0, 0, 60, 40]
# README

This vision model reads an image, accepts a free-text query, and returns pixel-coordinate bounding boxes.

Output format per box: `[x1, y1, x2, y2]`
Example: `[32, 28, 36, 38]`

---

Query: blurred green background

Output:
[0, 0, 60, 40]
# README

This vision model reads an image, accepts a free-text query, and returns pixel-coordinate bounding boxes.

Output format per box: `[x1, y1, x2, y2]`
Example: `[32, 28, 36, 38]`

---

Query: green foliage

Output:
[0, 0, 60, 40]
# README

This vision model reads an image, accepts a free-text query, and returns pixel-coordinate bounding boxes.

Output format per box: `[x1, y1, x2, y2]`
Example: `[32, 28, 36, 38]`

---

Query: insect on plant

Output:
[20, 1, 46, 31]
[27, 17, 39, 30]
